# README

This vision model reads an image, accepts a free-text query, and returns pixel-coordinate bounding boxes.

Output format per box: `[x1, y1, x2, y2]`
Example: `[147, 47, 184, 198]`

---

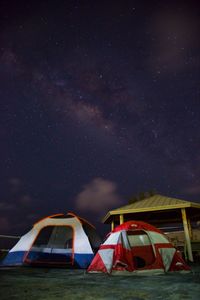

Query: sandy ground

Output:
[0, 265, 200, 300]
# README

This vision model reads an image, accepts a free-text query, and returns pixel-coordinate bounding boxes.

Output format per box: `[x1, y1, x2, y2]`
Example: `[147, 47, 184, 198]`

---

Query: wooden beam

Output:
[146, 218, 181, 224]
[181, 208, 193, 262]
[119, 214, 124, 225]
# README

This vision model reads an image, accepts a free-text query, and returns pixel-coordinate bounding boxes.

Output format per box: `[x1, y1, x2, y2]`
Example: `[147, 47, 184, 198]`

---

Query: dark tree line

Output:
[128, 190, 157, 204]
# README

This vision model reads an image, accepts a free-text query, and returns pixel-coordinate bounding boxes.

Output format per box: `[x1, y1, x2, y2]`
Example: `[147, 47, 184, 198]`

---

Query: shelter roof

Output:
[102, 194, 200, 223]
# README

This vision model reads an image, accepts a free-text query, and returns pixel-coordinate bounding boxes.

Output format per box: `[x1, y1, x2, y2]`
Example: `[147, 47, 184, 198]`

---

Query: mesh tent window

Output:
[33, 226, 73, 249]
[24, 226, 74, 265]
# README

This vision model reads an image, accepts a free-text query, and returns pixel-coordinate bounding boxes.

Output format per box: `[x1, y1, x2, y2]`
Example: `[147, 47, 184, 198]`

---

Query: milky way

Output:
[0, 1, 200, 234]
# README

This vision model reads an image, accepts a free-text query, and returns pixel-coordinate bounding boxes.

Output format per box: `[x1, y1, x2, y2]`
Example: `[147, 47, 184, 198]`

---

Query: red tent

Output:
[88, 221, 190, 275]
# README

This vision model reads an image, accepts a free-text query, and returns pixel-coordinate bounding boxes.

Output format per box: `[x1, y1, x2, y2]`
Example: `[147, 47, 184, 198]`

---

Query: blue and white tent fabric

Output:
[1, 212, 101, 268]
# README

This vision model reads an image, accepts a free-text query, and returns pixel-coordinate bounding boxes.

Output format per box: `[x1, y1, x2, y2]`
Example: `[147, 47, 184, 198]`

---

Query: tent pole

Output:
[181, 208, 193, 262]
[119, 214, 124, 225]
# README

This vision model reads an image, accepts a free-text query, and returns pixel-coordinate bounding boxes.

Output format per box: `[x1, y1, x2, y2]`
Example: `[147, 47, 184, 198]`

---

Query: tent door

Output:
[50, 226, 73, 264]
[24, 225, 74, 265]
[127, 230, 155, 269]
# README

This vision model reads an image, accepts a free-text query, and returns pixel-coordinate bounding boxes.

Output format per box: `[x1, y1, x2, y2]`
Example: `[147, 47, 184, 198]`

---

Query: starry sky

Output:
[0, 0, 200, 235]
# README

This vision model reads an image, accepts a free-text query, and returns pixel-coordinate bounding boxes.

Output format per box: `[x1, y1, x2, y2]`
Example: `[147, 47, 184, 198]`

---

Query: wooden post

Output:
[119, 214, 124, 225]
[187, 217, 193, 239]
[111, 220, 114, 231]
[181, 208, 193, 262]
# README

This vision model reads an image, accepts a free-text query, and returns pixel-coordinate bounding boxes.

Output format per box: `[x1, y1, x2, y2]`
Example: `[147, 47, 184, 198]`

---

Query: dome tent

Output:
[1, 212, 101, 268]
[87, 221, 190, 275]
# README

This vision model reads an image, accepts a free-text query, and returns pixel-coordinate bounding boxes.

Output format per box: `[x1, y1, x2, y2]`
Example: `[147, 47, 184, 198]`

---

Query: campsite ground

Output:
[0, 265, 200, 300]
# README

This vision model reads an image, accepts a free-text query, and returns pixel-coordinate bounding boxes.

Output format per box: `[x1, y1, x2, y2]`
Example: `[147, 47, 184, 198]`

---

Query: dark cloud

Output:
[184, 185, 200, 196]
[9, 177, 23, 194]
[0, 202, 16, 211]
[0, 178, 37, 233]
[19, 195, 33, 206]
[0, 217, 11, 232]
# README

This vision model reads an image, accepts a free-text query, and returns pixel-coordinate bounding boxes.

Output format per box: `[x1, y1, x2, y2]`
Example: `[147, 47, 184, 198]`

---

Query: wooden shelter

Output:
[102, 194, 200, 262]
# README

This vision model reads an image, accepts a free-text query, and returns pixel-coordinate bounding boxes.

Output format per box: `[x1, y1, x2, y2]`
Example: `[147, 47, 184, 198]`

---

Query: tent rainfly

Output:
[87, 221, 191, 275]
[1, 212, 101, 268]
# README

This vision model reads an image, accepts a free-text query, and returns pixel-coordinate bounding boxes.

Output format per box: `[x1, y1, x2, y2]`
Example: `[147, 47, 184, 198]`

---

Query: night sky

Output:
[0, 0, 200, 235]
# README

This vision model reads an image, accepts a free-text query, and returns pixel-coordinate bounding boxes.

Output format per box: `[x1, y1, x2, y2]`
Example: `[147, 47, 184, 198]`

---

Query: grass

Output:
[0, 265, 200, 300]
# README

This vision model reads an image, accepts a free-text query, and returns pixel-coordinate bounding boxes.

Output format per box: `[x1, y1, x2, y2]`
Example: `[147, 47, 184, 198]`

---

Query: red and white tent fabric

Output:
[87, 221, 190, 275]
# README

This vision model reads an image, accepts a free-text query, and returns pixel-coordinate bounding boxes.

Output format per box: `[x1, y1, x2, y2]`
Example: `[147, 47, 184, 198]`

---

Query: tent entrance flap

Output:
[24, 225, 74, 265]
[127, 230, 156, 269]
